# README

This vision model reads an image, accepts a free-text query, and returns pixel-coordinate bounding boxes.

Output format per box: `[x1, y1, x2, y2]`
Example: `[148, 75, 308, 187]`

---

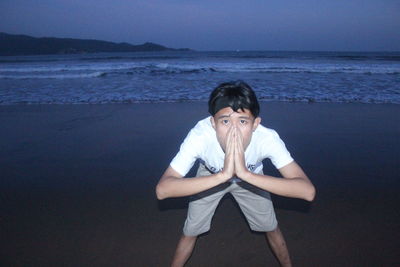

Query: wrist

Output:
[237, 170, 252, 181]
[216, 171, 230, 183]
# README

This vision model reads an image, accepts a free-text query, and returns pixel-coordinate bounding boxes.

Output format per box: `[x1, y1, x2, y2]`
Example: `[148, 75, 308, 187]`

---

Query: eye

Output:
[221, 119, 229, 125]
[240, 119, 248, 125]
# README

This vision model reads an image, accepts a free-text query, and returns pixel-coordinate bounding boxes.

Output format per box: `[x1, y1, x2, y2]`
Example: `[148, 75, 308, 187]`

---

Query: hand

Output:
[219, 126, 235, 182]
[233, 127, 250, 179]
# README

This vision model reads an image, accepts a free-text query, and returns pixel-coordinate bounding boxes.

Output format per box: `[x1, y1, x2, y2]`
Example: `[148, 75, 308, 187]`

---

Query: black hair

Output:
[208, 80, 260, 118]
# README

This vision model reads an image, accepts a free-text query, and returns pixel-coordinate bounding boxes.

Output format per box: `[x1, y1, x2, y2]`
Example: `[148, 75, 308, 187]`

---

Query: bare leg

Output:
[265, 226, 292, 267]
[171, 234, 197, 267]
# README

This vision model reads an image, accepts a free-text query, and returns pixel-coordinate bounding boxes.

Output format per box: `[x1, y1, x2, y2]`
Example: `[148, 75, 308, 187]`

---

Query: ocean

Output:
[0, 51, 399, 105]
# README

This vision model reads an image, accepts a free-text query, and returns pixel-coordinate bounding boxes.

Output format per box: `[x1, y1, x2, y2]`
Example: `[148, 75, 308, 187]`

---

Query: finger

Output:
[234, 128, 240, 151]
[234, 129, 242, 164]
[225, 126, 233, 152]
[227, 133, 236, 170]
[225, 127, 235, 176]
[237, 129, 245, 152]
[238, 133, 243, 152]
[230, 130, 237, 163]
[239, 127, 244, 143]
[232, 127, 238, 154]
[227, 126, 235, 153]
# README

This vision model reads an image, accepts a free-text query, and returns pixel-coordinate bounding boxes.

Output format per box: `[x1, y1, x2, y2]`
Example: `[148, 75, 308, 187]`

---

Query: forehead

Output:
[214, 107, 254, 119]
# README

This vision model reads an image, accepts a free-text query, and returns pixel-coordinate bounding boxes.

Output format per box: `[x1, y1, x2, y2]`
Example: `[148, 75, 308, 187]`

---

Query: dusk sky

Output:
[1, 0, 399, 51]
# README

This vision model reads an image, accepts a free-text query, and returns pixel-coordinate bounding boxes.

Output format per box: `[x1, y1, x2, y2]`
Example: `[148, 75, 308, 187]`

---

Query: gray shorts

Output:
[183, 164, 277, 236]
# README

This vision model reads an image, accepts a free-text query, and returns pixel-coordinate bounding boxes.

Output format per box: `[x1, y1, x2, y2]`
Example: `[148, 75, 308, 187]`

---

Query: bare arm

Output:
[155, 166, 227, 200]
[234, 128, 315, 201]
[238, 161, 316, 201]
[156, 126, 236, 200]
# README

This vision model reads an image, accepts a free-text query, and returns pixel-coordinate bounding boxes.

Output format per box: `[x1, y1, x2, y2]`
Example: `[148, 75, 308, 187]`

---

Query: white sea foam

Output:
[1, 51, 399, 104]
[1, 60, 399, 79]
[0, 72, 107, 79]
[0, 62, 142, 73]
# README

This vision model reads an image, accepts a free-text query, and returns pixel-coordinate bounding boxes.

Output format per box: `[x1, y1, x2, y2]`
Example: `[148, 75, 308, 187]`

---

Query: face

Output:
[211, 107, 261, 152]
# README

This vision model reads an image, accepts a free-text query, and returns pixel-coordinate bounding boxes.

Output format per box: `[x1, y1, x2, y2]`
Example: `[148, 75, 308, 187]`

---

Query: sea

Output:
[0, 51, 399, 105]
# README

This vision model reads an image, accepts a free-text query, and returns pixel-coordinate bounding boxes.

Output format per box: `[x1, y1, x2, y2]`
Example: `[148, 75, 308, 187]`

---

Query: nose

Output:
[232, 122, 242, 134]
[232, 119, 240, 128]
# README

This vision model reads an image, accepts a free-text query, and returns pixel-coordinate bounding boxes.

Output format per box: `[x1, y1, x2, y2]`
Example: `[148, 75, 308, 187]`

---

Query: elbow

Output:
[156, 183, 167, 200]
[304, 184, 316, 202]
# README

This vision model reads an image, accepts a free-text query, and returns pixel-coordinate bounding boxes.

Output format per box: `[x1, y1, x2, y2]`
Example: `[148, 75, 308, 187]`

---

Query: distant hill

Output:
[0, 32, 191, 56]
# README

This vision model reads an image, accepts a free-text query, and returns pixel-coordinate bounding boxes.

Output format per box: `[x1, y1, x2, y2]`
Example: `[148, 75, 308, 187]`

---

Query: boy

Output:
[156, 81, 315, 267]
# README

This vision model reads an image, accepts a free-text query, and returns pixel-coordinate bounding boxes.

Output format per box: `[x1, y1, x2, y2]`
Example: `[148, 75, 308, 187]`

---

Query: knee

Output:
[251, 225, 277, 233]
[183, 225, 210, 237]
[266, 224, 279, 233]
[181, 234, 198, 240]
[249, 219, 277, 233]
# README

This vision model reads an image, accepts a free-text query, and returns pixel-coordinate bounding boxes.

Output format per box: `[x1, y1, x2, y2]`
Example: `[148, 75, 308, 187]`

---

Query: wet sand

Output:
[1, 102, 399, 266]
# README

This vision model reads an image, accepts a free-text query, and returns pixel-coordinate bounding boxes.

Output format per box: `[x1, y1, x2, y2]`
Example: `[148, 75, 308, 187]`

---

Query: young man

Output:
[156, 81, 315, 267]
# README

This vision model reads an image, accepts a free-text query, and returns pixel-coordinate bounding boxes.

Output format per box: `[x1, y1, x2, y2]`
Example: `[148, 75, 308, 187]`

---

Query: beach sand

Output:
[1, 102, 399, 266]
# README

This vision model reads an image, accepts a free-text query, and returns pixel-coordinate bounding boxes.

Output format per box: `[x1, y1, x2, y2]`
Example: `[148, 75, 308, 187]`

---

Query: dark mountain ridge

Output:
[0, 32, 190, 56]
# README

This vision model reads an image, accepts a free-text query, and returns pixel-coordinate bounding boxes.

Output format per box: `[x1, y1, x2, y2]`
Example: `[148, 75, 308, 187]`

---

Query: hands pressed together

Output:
[219, 126, 250, 182]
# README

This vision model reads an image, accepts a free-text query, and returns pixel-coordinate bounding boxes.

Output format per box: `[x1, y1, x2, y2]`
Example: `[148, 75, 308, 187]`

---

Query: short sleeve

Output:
[266, 130, 294, 169]
[170, 127, 204, 176]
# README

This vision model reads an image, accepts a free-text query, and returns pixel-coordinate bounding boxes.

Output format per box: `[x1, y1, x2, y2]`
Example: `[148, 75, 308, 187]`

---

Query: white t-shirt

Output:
[170, 116, 294, 177]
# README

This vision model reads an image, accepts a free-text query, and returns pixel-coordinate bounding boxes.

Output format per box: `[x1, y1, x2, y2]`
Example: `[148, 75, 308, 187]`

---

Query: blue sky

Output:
[1, 0, 399, 51]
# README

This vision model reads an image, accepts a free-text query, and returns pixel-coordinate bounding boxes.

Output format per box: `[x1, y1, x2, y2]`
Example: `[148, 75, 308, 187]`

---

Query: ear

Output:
[210, 116, 216, 130]
[252, 117, 261, 131]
